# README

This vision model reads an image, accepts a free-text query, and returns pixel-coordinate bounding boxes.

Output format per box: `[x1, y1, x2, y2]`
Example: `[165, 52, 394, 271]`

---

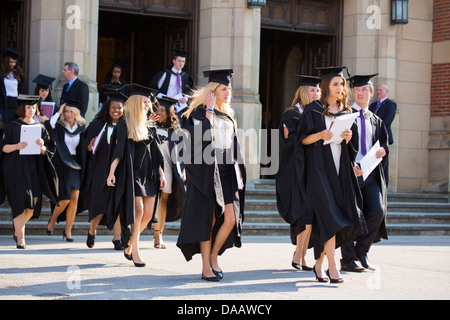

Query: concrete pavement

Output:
[0, 234, 449, 302]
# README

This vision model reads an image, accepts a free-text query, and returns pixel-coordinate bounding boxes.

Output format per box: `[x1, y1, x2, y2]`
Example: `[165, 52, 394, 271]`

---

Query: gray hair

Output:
[65, 62, 79, 75]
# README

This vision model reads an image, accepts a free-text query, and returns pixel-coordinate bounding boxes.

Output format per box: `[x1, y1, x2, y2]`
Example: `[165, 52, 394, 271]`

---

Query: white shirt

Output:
[157, 67, 187, 112]
[352, 103, 373, 163]
[50, 113, 80, 155]
[4, 72, 18, 97]
[212, 115, 234, 150]
[294, 103, 304, 114]
[325, 116, 342, 175]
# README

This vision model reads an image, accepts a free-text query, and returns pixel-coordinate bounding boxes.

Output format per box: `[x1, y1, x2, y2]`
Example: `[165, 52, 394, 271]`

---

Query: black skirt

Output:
[55, 157, 81, 200]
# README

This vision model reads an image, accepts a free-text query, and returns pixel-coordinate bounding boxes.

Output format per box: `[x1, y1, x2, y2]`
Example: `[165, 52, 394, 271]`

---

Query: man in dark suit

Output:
[341, 74, 389, 273]
[369, 84, 396, 186]
[60, 62, 89, 117]
[369, 84, 397, 145]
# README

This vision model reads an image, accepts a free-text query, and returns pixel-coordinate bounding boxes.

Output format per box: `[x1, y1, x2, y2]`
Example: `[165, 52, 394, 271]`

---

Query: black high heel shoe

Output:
[113, 240, 123, 251]
[124, 249, 132, 261]
[313, 265, 329, 283]
[131, 252, 146, 268]
[46, 220, 53, 236]
[13, 235, 26, 249]
[62, 230, 74, 242]
[326, 270, 344, 284]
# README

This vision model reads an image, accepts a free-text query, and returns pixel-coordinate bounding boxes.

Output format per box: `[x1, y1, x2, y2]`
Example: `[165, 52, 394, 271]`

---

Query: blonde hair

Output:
[124, 94, 152, 142]
[59, 106, 86, 126]
[183, 82, 234, 119]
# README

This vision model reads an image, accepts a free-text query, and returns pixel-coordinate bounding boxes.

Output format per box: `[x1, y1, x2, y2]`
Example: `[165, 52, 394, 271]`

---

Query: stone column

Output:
[198, 0, 262, 179]
[29, 0, 99, 122]
[343, 0, 433, 192]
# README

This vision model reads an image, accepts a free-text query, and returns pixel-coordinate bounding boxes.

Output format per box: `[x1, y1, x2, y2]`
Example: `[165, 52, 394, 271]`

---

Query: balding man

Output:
[369, 84, 397, 145]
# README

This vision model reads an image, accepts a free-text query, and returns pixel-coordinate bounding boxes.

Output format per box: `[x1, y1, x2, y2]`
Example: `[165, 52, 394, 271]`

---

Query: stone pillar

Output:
[29, 0, 99, 122]
[198, 0, 262, 179]
[343, 0, 433, 192]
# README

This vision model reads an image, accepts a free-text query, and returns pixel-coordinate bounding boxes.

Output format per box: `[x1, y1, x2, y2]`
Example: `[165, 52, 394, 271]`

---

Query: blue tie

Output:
[374, 100, 382, 115]
[360, 109, 367, 156]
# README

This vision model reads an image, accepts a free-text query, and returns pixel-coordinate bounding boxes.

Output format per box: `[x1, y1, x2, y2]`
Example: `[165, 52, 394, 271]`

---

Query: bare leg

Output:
[113, 216, 121, 241]
[89, 214, 103, 236]
[47, 199, 70, 232]
[323, 235, 341, 280]
[64, 190, 80, 239]
[210, 204, 236, 272]
[200, 240, 215, 278]
[293, 225, 312, 266]
[13, 209, 34, 246]
[154, 193, 168, 248]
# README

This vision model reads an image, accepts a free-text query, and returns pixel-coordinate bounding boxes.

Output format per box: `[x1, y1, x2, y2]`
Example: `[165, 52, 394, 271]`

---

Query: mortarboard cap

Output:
[347, 73, 379, 88]
[65, 98, 83, 111]
[203, 69, 234, 86]
[33, 74, 56, 90]
[172, 49, 189, 58]
[295, 75, 321, 87]
[157, 97, 178, 108]
[17, 95, 40, 106]
[104, 91, 128, 104]
[4, 48, 23, 61]
[110, 58, 129, 71]
[128, 83, 158, 97]
[316, 66, 350, 79]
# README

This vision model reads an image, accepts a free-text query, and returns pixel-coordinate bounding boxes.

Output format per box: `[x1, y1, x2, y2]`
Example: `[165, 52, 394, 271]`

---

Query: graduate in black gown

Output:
[153, 97, 186, 249]
[176, 69, 246, 281]
[98, 60, 130, 106]
[276, 75, 321, 271]
[149, 50, 194, 120]
[45, 99, 86, 242]
[106, 84, 166, 267]
[340, 74, 388, 272]
[0, 95, 58, 249]
[297, 66, 367, 283]
[0, 48, 26, 128]
[83, 92, 127, 250]
[32, 74, 55, 123]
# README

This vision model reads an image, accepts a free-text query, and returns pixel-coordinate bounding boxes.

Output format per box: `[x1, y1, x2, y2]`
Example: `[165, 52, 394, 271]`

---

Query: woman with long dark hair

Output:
[0, 48, 26, 127]
[297, 66, 366, 283]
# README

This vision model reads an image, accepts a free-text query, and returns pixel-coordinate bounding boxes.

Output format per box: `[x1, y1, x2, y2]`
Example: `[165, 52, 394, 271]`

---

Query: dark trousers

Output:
[341, 173, 384, 263]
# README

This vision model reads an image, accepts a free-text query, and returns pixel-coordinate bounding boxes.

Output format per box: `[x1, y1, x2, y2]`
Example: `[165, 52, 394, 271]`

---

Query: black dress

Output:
[275, 107, 311, 245]
[0, 119, 58, 219]
[297, 101, 367, 259]
[176, 106, 246, 262]
[106, 118, 163, 248]
[81, 119, 117, 225]
[44, 117, 86, 222]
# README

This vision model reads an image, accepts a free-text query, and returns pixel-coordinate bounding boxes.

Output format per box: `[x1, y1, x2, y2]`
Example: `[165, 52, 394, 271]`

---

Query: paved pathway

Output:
[0, 235, 449, 303]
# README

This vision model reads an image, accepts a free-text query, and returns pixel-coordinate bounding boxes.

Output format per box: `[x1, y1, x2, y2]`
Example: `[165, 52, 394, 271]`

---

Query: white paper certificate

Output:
[323, 112, 359, 145]
[20, 124, 42, 155]
[360, 140, 382, 181]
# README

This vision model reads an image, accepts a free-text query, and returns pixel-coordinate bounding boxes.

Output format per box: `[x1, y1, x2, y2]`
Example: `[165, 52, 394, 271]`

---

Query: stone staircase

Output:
[1, 179, 449, 238]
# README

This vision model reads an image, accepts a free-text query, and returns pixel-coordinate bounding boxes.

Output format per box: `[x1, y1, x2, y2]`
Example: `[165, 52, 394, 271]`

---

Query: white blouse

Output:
[325, 116, 342, 175]
[50, 113, 80, 155]
[4, 73, 18, 97]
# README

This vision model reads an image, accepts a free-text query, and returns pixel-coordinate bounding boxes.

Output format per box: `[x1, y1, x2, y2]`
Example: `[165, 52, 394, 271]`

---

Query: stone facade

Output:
[24, 0, 449, 191]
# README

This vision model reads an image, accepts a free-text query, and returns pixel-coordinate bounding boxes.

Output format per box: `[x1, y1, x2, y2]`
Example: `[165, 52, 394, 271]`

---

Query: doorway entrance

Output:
[97, 3, 198, 93]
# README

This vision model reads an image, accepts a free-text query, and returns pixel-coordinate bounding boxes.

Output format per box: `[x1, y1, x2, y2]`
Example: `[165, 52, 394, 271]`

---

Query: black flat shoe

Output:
[211, 268, 223, 280]
[313, 265, 328, 283]
[201, 274, 220, 282]
[326, 270, 344, 284]
[86, 233, 95, 248]
[62, 230, 74, 242]
[356, 255, 376, 271]
[341, 260, 365, 273]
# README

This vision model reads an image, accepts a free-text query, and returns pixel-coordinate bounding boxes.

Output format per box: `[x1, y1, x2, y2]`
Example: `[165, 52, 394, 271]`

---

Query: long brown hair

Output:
[319, 74, 351, 117]
[0, 56, 24, 82]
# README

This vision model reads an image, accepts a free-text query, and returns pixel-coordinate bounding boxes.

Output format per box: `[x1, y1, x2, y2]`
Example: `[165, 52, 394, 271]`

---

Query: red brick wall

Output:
[431, 0, 450, 117]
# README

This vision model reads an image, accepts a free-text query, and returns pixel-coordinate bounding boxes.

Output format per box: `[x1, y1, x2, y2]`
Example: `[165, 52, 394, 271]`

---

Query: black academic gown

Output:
[106, 118, 163, 248]
[81, 119, 118, 225]
[0, 74, 26, 126]
[275, 107, 311, 245]
[355, 108, 389, 243]
[298, 101, 367, 259]
[44, 119, 86, 222]
[176, 106, 246, 262]
[155, 124, 186, 223]
[0, 119, 58, 219]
